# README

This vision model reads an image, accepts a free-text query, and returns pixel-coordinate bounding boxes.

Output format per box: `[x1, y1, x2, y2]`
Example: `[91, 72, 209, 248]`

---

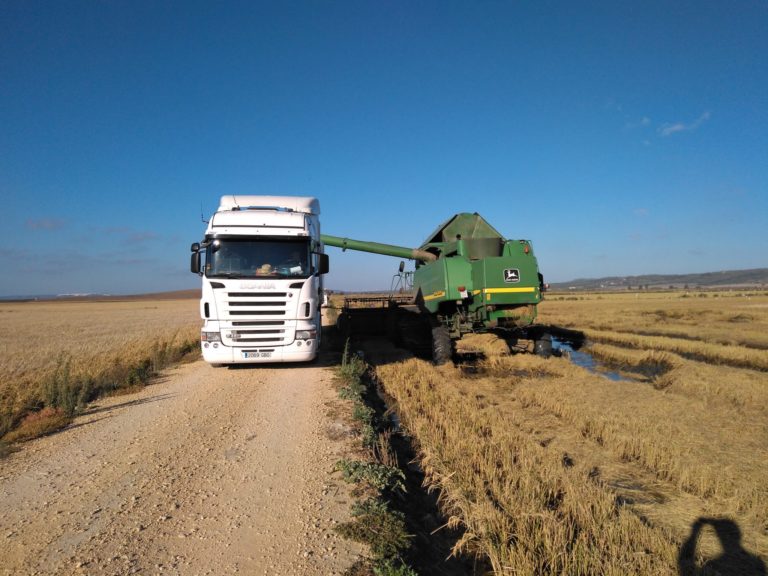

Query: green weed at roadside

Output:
[335, 459, 406, 493]
[334, 340, 418, 576]
[336, 498, 412, 561]
[339, 339, 367, 383]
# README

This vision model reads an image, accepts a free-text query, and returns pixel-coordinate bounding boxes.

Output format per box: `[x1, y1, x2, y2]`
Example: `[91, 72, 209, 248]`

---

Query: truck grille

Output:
[226, 328, 286, 343]
[227, 292, 286, 297]
[219, 293, 296, 346]
[229, 310, 286, 315]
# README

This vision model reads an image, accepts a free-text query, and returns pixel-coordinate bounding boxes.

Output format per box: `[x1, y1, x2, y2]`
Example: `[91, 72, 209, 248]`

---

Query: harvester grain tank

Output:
[322, 212, 551, 364]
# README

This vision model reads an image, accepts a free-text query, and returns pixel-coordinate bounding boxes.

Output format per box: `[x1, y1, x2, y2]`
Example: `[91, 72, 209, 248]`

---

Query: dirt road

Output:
[0, 359, 363, 575]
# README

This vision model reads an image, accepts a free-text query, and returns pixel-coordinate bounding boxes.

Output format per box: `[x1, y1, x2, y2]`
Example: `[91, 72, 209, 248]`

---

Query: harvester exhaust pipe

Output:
[321, 235, 437, 263]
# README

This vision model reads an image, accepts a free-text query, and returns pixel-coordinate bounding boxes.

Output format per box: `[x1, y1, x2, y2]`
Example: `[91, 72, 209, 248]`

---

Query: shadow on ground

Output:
[678, 517, 766, 576]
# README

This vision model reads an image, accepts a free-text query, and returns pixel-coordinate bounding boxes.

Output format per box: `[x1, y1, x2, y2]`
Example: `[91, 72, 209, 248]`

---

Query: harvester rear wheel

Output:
[534, 333, 553, 358]
[431, 324, 452, 365]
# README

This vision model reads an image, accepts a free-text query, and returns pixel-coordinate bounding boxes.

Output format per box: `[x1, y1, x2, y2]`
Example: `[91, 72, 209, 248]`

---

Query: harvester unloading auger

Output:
[323, 213, 580, 364]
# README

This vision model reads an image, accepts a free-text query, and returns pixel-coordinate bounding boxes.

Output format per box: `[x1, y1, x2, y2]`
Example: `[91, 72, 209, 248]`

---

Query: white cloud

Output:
[94, 226, 161, 245]
[26, 218, 65, 231]
[659, 111, 711, 137]
[127, 231, 160, 244]
[625, 116, 652, 130]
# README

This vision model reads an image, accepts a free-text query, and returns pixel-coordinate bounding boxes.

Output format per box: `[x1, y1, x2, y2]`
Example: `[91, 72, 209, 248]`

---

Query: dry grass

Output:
[371, 290, 768, 573]
[377, 359, 680, 574]
[0, 299, 199, 442]
[2, 407, 71, 443]
[586, 342, 768, 411]
[500, 356, 767, 507]
[582, 328, 768, 371]
[543, 290, 768, 353]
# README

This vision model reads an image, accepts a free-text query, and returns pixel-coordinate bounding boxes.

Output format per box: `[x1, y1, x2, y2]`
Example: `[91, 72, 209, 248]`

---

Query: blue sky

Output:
[2, 1, 766, 296]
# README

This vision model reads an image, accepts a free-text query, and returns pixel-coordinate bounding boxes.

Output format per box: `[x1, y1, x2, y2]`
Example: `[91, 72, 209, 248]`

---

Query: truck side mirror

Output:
[398, 261, 405, 273]
[191, 242, 200, 252]
[191, 251, 201, 274]
[318, 253, 329, 275]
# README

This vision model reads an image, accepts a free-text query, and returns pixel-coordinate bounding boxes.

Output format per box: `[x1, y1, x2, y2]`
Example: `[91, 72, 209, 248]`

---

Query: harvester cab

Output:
[323, 212, 552, 364]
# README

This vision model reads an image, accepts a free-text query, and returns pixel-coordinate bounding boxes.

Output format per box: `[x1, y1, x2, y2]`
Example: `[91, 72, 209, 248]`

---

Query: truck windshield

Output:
[206, 239, 311, 279]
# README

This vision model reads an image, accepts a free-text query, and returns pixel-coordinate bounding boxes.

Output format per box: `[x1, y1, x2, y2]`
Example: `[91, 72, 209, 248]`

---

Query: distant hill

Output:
[549, 268, 768, 291]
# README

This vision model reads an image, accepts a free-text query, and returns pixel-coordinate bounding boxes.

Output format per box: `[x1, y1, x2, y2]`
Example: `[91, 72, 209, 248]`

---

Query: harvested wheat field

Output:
[372, 290, 768, 574]
[0, 298, 200, 443]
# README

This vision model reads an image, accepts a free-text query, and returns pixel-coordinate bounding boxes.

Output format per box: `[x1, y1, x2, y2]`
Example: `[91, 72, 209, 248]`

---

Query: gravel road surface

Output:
[0, 359, 363, 575]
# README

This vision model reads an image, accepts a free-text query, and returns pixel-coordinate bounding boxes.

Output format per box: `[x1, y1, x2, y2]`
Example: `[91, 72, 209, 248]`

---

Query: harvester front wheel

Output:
[431, 324, 452, 365]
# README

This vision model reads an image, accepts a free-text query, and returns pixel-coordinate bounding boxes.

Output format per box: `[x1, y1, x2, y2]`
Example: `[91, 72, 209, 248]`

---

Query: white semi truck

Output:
[190, 195, 328, 364]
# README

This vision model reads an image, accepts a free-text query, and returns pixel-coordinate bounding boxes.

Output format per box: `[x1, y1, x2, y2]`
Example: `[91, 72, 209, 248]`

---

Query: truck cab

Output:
[191, 195, 328, 364]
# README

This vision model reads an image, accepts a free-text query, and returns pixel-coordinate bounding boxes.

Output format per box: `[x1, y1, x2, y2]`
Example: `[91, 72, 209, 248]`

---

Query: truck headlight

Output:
[201, 331, 222, 342]
[296, 328, 317, 340]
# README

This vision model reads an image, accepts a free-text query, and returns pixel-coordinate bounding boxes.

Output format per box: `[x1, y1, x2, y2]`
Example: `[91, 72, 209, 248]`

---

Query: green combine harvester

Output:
[323, 212, 557, 364]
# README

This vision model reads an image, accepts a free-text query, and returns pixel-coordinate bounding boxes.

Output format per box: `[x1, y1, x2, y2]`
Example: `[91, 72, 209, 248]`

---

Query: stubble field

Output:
[0, 298, 199, 443]
[373, 290, 768, 574]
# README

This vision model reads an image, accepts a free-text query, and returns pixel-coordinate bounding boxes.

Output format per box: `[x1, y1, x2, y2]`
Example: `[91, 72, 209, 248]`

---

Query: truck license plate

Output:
[243, 351, 272, 359]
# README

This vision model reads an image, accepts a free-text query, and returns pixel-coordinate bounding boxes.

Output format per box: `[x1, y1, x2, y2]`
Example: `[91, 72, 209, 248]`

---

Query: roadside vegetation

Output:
[372, 290, 768, 574]
[0, 299, 199, 448]
[333, 341, 417, 576]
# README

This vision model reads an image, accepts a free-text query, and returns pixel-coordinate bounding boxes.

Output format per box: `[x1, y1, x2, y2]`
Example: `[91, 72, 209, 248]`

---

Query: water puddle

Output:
[453, 330, 636, 383]
[552, 337, 629, 382]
